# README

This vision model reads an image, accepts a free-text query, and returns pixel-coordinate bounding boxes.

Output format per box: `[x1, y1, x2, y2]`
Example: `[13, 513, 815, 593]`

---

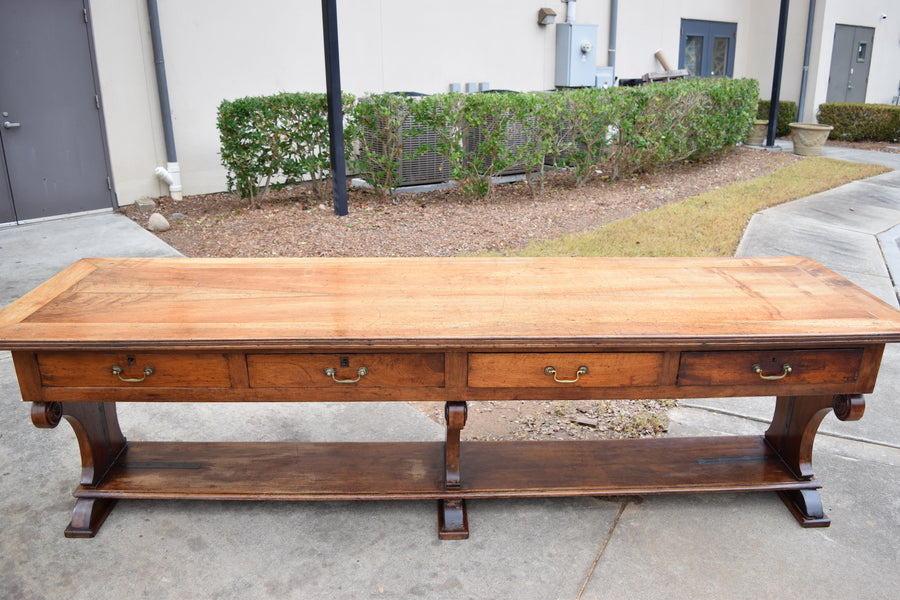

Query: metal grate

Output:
[465, 113, 537, 176]
[360, 102, 450, 187]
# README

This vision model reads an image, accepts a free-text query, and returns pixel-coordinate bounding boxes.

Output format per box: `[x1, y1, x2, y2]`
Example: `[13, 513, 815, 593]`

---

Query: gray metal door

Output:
[0, 0, 114, 224]
[827, 24, 875, 104]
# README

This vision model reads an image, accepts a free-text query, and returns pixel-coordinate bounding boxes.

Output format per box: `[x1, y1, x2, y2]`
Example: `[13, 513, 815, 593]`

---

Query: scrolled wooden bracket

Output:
[439, 401, 470, 539]
[31, 402, 63, 429]
[832, 394, 865, 422]
[444, 401, 468, 490]
[444, 401, 468, 432]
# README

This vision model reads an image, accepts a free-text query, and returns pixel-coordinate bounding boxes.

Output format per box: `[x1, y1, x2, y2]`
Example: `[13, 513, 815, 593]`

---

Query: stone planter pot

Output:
[789, 122, 833, 156]
[745, 120, 768, 146]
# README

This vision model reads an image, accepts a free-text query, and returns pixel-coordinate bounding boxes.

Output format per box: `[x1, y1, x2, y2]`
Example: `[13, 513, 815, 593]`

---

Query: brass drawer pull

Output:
[544, 365, 588, 384]
[324, 366, 369, 384]
[751, 363, 792, 380]
[111, 365, 154, 383]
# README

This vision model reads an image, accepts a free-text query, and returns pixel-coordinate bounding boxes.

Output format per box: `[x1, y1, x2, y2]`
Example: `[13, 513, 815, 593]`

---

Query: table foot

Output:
[437, 499, 469, 540]
[778, 489, 830, 528]
[64, 498, 118, 538]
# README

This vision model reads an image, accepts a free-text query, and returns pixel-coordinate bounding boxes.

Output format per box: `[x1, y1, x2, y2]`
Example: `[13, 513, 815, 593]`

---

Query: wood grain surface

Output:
[3, 257, 900, 350]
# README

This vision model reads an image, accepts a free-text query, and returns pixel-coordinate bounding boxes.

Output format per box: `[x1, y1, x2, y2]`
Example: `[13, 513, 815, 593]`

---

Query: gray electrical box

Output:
[555, 23, 599, 87]
[595, 66, 615, 88]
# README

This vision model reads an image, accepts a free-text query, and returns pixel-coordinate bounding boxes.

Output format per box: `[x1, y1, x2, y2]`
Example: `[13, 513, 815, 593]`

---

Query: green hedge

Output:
[817, 103, 900, 142]
[217, 79, 759, 203]
[756, 100, 797, 137]
[611, 78, 759, 180]
[216, 92, 354, 206]
[410, 78, 758, 195]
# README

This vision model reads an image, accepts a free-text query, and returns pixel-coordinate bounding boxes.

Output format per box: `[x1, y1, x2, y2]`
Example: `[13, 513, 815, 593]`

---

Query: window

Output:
[679, 20, 737, 78]
[684, 36, 703, 76]
[711, 37, 730, 76]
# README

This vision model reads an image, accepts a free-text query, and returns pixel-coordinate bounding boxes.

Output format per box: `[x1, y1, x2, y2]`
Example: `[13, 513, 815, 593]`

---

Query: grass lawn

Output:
[496, 157, 890, 258]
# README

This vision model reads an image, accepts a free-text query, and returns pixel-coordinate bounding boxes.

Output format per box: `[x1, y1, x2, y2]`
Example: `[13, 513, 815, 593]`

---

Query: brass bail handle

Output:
[324, 366, 369, 384]
[111, 365, 154, 383]
[544, 365, 588, 384]
[751, 363, 792, 380]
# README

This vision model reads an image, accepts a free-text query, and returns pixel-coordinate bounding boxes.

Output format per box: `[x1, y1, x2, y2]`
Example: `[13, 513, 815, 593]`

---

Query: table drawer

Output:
[247, 353, 445, 388]
[677, 349, 864, 387]
[468, 353, 665, 388]
[37, 352, 232, 388]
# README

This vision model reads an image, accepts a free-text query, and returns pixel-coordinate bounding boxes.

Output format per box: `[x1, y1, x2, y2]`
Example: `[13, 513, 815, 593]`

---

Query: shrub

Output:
[558, 87, 617, 187]
[411, 92, 542, 198]
[352, 93, 415, 196]
[610, 78, 758, 179]
[219, 79, 759, 205]
[817, 103, 900, 142]
[458, 92, 524, 197]
[757, 100, 797, 137]
[506, 91, 559, 196]
[216, 95, 282, 207]
[217, 92, 354, 206]
[408, 92, 468, 191]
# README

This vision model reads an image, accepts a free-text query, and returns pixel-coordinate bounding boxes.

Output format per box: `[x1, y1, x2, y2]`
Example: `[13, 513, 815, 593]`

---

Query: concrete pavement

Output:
[1, 145, 900, 599]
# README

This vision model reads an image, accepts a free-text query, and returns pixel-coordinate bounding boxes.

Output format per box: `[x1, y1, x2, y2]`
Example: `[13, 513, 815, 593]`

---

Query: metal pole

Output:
[797, 0, 816, 121]
[766, 0, 790, 147]
[321, 0, 348, 216]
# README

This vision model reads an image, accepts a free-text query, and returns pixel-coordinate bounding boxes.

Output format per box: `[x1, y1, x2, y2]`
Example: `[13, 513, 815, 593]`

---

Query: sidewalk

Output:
[585, 144, 900, 598]
[1, 145, 899, 599]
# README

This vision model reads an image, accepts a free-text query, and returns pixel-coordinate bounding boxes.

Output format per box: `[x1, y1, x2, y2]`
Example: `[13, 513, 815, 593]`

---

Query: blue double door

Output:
[679, 19, 737, 78]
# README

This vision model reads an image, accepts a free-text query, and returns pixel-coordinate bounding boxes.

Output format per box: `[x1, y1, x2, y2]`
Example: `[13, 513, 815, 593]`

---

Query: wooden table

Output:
[3, 257, 900, 539]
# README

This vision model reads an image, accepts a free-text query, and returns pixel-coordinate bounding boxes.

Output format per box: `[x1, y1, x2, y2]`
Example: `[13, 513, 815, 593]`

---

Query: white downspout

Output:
[147, 0, 182, 200]
[154, 163, 182, 200]
[565, 0, 577, 23]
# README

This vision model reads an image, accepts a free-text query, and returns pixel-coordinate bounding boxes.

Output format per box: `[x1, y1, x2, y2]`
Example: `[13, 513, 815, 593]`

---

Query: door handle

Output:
[2, 121, 21, 129]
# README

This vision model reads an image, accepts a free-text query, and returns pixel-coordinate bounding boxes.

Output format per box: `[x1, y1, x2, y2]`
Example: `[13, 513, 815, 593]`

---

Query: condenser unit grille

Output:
[360, 104, 450, 187]
[466, 113, 537, 176]
[398, 113, 450, 185]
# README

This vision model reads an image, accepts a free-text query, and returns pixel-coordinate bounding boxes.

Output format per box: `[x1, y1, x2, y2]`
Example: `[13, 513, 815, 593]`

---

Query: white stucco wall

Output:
[91, 0, 169, 204]
[88, 1, 899, 206]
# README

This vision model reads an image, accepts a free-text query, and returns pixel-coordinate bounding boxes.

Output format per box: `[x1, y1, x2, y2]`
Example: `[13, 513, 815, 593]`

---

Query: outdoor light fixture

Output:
[538, 8, 556, 26]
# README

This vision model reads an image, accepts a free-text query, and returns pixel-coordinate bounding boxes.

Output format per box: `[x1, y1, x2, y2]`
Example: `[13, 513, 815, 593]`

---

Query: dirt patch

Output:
[125, 146, 800, 260]
[414, 399, 678, 441]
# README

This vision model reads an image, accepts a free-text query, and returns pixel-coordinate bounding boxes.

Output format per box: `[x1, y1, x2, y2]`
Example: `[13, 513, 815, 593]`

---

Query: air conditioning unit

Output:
[359, 95, 450, 187]
[465, 91, 536, 176]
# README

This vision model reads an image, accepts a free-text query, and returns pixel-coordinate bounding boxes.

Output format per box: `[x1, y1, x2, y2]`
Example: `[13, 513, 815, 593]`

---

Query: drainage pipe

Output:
[147, 0, 182, 200]
[796, 0, 816, 121]
[565, 0, 577, 24]
[608, 0, 618, 67]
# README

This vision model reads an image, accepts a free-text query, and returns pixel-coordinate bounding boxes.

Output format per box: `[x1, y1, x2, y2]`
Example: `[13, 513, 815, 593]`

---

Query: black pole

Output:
[321, 0, 348, 216]
[766, 0, 790, 147]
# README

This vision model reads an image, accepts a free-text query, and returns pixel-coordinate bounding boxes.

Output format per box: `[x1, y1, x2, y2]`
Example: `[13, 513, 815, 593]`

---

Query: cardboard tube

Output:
[655, 50, 673, 71]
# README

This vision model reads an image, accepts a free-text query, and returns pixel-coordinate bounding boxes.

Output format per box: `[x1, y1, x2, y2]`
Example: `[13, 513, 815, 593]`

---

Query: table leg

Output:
[765, 394, 864, 527]
[438, 401, 468, 539]
[31, 401, 127, 537]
